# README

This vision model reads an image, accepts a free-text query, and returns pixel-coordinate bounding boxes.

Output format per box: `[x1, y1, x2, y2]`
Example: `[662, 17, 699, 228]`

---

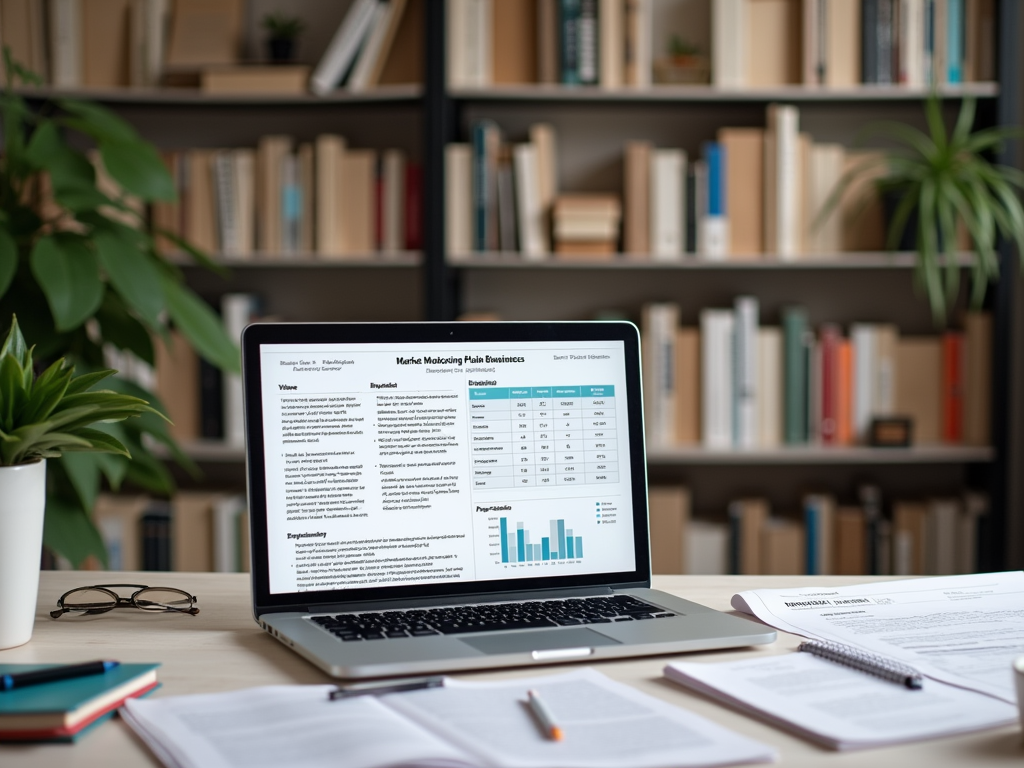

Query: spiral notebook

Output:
[664, 653, 1018, 750]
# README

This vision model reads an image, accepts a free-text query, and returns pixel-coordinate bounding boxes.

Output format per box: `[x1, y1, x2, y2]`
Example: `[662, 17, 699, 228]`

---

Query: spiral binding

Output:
[798, 640, 924, 689]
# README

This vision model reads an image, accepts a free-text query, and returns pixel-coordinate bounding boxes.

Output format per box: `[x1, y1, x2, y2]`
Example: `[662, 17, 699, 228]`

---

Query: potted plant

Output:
[0, 50, 238, 568]
[262, 12, 305, 63]
[826, 95, 1024, 323]
[0, 316, 161, 648]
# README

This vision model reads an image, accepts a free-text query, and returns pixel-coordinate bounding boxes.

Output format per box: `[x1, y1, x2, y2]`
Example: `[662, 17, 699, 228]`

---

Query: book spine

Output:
[942, 331, 964, 442]
[862, 0, 879, 83]
[946, 0, 963, 83]
[538, 0, 561, 83]
[404, 162, 423, 250]
[472, 121, 494, 251]
[578, 0, 599, 84]
[282, 153, 301, 255]
[819, 325, 841, 445]
[701, 309, 734, 448]
[734, 296, 759, 449]
[877, 0, 894, 84]
[702, 142, 729, 260]
[782, 307, 808, 445]
[199, 358, 223, 439]
[924, 0, 935, 83]
[559, 0, 582, 85]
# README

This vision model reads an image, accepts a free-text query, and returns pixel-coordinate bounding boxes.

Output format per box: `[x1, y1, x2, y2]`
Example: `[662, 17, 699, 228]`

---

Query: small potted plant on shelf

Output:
[0, 316, 161, 649]
[0, 49, 238, 570]
[263, 12, 305, 63]
[653, 35, 710, 85]
[826, 95, 1024, 323]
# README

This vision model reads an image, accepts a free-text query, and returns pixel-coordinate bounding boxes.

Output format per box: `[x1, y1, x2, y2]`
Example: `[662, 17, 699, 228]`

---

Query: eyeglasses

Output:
[49, 584, 200, 619]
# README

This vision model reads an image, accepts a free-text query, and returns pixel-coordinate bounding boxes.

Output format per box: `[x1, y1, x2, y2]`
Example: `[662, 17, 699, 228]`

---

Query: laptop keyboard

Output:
[309, 595, 676, 642]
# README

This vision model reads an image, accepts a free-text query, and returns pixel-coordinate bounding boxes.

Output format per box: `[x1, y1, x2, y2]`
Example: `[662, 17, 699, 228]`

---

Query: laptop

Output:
[242, 320, 775, 679]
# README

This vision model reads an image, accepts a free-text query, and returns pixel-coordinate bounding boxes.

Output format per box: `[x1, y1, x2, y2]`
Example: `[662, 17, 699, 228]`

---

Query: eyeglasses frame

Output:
[49, 583, 200, 619]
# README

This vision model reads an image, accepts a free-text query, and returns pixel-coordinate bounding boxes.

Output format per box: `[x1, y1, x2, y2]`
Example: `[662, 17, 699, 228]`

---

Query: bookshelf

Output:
[13, 0, 1019, 574]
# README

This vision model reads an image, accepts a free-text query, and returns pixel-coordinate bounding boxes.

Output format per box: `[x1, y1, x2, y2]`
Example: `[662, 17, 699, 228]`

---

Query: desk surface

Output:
[1, 571, 1020, 767]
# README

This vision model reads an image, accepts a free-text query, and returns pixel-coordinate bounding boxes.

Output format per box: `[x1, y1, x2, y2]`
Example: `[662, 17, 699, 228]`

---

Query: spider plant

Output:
[825, 94, 1024, 323]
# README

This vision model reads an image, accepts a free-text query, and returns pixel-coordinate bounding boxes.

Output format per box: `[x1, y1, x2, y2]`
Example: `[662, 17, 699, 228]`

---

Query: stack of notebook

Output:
[0, 663, 160, 742]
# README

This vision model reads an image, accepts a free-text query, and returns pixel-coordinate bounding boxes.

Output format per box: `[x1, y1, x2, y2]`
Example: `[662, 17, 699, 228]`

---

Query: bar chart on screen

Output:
[499, 516, 585, 563]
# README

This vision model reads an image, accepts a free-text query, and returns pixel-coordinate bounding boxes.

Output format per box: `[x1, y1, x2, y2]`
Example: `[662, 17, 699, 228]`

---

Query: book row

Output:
[649, 484, 987, 577]
[448, 0, 994, 90]
[57, 492, 252, 573]
[446, 105, 911, 264]
[641, 300, 991, 449]
[151, 138, 423, 260]
[0, 0, 423, 95]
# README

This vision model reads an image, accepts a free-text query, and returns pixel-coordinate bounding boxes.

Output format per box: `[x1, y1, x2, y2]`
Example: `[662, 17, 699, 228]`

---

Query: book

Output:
[733, 296, 759, 448]
[122, 668, 776, 768]
[895, 337, 942, 444]
[718, 128, 763, 258]
[674, 327, 700, 445]
[746, 0, 801, 86]
[648, 485, 690, 574]
[825, 0, 861, 86]
[163, 0, 243, 70]
[471, 120, 501, 252]
[537, 0, 560, 83]
[941, 330, 965, 442]
[649, 148, 686, 260]
[381, 148, 407, 254]
[803, 493, 835, 575]
[0, 0, 48, 84]
[700, 308, 734, 448]
[92, 493, 149, 571]
[807, 143, 844, 255]
[201, 65, 311, 94]
[512, 143, 549, 259]
[316, 134, 347, 257]
[598, 0, 623, 88]
[665, 651, 1016, 751]
[926, 497, 960, 575]
[154, 331, 200, 441]
[818, 324, 841, 445]
[963, 311, 991, 446]
[622, 140, 651, 257]
[782, 306, 808, 444]
[140, 500, 172, 571]
[339, 149, 378, 254]
[834, 506, 866, 575]
[81, 0, 132, 87]
[493, 0, 536, 84]
[0, 663, 159, 742]
[756, 327, 782, 447]
[309, 0, 379, 95]
[712, 0, 745, 87]
[221, 293, 259, 448]
[760, 517, 805, 575]
[495, 145, 516, 252]
[728, 497, 769, 575]
[445, 143, 473, 256]
[764, 104, 799, 259]
[700, 142, 728, 259]
[641, 302, 679, 446]
[686, 519, 729, 575]
[171, 491, 221, 572]
[348, 0, 409, 91]
[622, 0, 650, 87]
[893, 500, 928, 575]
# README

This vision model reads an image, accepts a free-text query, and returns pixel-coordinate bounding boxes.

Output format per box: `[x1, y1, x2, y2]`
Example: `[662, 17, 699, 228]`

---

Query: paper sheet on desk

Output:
[731, 571, 1024, 703]
[665, 653, 1018, 750]
[120, 669, 777, 768]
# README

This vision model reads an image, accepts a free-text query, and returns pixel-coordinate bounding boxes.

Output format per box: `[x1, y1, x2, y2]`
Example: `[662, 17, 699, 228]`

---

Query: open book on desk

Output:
[121, 668, 776, 768]
[665, 653, 1018, 750]
[730, 571, 1024, 704]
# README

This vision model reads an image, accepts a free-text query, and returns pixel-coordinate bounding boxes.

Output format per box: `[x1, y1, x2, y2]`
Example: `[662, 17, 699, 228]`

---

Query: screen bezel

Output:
[242, 321, 651, 615]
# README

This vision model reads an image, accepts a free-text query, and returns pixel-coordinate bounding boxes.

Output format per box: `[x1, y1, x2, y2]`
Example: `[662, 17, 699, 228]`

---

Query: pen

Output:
[527, 689, 563, 741]
[329, 676, 445, 700]
[798, 640, 923, 690]
[0, 660, 120, 692]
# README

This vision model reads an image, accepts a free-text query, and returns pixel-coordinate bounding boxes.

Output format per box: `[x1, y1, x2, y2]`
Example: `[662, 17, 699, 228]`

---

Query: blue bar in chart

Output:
[499, 518, 584, 561]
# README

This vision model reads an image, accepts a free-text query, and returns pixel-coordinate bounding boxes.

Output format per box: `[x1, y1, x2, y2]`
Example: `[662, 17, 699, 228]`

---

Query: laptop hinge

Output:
[292, 585, 616, 616]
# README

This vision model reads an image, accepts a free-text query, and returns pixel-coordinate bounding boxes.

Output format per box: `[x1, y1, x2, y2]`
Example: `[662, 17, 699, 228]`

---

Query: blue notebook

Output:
[0, 663, 160, 742]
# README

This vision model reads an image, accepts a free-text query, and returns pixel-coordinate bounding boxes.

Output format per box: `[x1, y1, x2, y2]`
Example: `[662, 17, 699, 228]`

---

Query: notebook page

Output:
[665, 654, 1017, 750]
[121, 685, 469, 768]
[730, 572, 1024, 703]
[384, 668, 776, 768]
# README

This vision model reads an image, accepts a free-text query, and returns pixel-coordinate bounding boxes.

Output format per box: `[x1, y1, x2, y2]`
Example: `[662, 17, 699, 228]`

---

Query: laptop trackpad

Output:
[460, 627, 621, 656]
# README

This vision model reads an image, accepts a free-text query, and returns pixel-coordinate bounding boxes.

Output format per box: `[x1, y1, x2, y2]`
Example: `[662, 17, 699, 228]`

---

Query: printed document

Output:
[121, 668, 776, 768]
[732, 571, 1024, 703]
[665, 653, 1018, 750]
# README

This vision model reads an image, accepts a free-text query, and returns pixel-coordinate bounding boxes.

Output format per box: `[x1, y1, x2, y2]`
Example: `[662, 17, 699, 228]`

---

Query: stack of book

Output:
[640, 298, 992, 451]
[0, 663, 159, 742]
[152, 138, 422, 260]
[552, 194, 621, 257]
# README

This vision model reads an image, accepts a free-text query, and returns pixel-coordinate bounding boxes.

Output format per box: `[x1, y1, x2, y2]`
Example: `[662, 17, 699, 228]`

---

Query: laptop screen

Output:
[243, 322, 650, 609]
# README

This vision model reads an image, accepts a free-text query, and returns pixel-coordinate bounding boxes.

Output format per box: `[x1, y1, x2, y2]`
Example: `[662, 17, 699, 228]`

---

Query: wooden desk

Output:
[1, 571, 1021, 766]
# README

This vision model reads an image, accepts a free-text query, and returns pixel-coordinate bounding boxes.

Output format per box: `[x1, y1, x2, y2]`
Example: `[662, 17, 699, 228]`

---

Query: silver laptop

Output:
[242, 321, 774, 679]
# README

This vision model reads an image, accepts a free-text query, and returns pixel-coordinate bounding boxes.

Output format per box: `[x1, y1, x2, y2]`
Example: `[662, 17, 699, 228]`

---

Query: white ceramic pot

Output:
[0, 460, 47, 649]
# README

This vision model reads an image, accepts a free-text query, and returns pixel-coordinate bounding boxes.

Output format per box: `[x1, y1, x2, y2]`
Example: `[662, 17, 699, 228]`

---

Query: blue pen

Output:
[0, 660, 119, 692]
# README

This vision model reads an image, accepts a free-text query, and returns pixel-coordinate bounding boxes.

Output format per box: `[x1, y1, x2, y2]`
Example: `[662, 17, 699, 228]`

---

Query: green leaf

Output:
[24, 122, 96, 192]
[94, 229, 165, 327]
[53, 184, 119, 214]
[66, 426, 131, 456]
[0, 226, 17, 297]
[59, 451, 101, 512]
[98, 138, 175, 202]
[95, 292, 157, 365]
[152, 228, 228, 276]
[950, 97, 977, 150]
[57, 99, 140, 143]
[94, 451, 128, 490]
[0, 313, 30, 365]
[162, 275, 240, 373]
[64, 368, 117, 395]
[43, 491, 107, 569]
[30, 235, 104, 332]
[21, 359, 73, 424]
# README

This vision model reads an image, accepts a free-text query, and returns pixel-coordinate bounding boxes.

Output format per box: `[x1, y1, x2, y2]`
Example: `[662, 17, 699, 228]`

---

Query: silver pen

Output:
[329, 676, 445, 700]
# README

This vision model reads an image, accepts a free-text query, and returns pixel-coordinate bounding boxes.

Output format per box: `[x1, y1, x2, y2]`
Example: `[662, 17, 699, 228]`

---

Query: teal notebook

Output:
[0, 663, 160, 742]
